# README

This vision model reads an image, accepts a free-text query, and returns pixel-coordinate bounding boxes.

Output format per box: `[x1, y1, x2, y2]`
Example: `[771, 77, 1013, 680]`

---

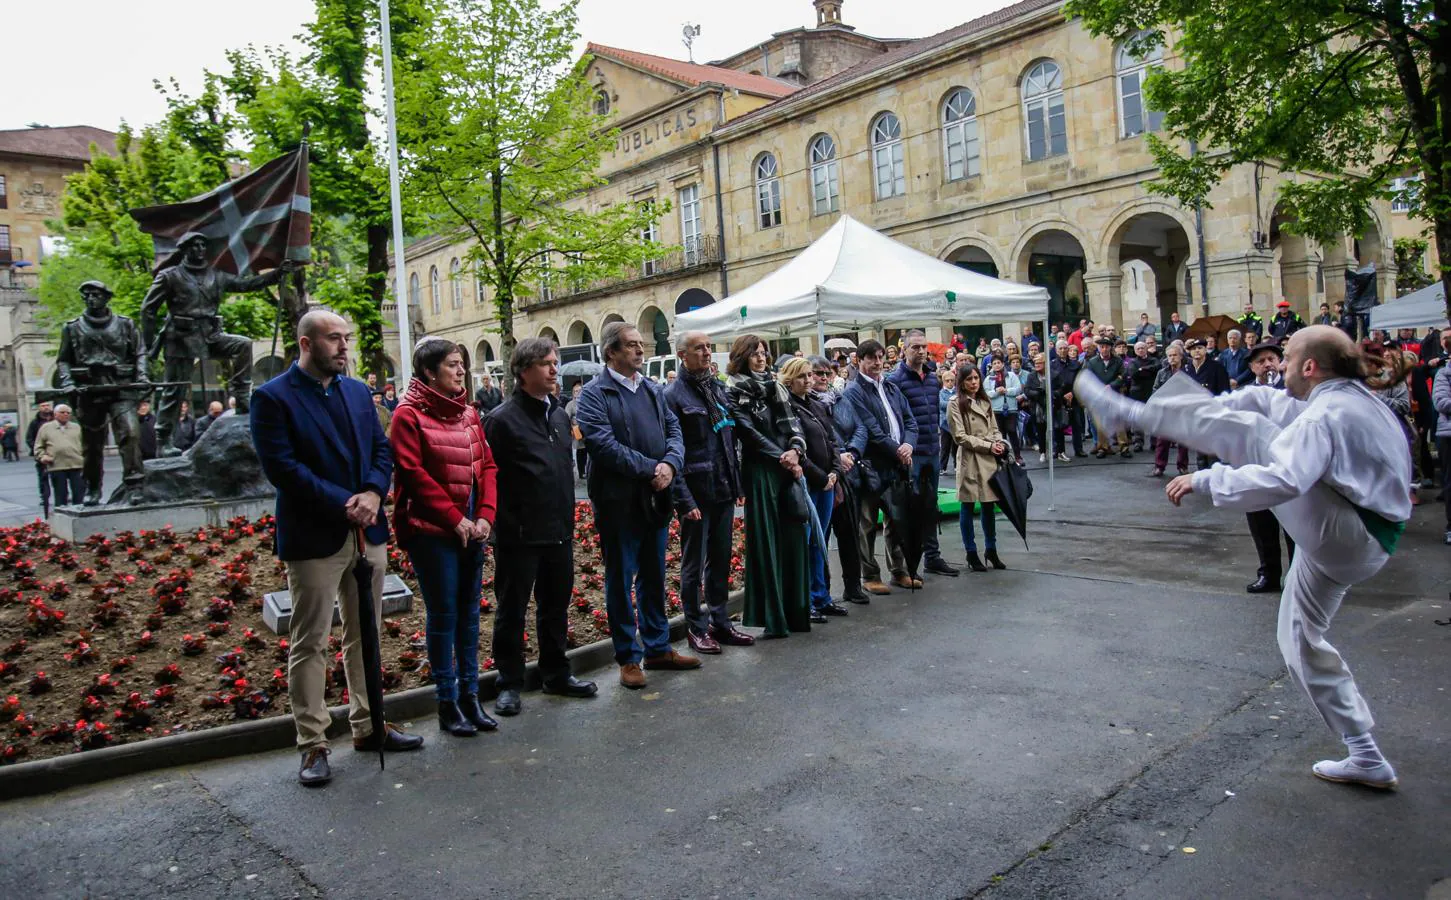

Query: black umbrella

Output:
[987, 460, 1034, 549]
[897, 464, 939, 584]
[351, 529, 388, 770]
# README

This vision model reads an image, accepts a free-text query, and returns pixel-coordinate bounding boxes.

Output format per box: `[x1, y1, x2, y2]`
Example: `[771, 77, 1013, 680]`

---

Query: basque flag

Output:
[130, 146, 311, 276]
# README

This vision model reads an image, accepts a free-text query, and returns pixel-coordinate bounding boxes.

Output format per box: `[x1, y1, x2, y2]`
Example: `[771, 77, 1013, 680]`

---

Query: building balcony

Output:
[522, 234, 723, 311]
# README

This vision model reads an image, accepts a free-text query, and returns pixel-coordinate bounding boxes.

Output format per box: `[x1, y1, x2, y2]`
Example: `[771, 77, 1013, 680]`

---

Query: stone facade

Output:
[391, 0, 1398, 373]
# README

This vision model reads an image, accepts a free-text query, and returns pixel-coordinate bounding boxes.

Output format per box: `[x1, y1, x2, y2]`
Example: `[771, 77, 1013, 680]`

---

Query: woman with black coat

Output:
[727, 335, 812, 638]
[784, 357, 847, 621]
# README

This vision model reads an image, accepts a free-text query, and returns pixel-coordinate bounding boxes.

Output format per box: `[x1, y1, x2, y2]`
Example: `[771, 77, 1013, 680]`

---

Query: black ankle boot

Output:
[438, 700, 477, 737]
[965, 552, 988, 572]
[984, 549, 1006, 570]
[458, 694, 498, 731]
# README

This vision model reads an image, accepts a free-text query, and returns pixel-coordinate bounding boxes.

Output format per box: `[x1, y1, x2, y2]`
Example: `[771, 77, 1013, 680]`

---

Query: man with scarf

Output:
[665, 332, 754, 654]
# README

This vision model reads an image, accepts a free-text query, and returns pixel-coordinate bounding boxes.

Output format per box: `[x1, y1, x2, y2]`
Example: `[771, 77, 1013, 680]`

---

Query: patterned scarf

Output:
[686, 367, 732, 432]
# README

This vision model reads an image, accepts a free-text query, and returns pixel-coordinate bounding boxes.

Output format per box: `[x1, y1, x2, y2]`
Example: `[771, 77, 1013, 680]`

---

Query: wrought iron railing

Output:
[537, 234, 723, 304]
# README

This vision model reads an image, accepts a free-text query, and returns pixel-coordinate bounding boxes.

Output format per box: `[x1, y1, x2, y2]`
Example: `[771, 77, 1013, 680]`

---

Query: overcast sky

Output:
[7, 0, 1006, 133]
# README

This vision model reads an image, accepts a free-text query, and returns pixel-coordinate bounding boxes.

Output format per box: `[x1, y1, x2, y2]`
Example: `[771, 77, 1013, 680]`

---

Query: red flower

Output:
[27, 671, 51, 695]
[154, 663, 184, 684]
[180, 634, 208, 656]
[110, 655, 136, 672]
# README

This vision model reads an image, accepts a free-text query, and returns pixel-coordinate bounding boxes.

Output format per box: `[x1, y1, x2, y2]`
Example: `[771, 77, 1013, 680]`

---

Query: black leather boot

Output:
[984, 549, 1007, 570]
[437, 700, 477, 737]
[458, 694, 499, 731]
[965, 552, 988, 572]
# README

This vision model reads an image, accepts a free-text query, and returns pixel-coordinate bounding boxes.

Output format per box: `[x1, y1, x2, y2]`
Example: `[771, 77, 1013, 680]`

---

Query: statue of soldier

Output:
[55, 281, 149, 505]
[140, 231, 294, 453]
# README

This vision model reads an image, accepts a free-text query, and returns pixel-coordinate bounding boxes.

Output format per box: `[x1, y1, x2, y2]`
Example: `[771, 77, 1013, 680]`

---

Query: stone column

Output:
[1082, 269, 1123, 332]
[1278, 257, 1319, 318]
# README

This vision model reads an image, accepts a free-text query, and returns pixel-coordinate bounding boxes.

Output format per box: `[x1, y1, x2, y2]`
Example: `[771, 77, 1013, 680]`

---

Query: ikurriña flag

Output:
[130, 146, 311, 276]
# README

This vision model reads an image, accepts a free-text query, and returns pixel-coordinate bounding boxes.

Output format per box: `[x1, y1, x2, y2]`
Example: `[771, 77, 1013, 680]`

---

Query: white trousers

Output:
[1141, 376, 1381, 737]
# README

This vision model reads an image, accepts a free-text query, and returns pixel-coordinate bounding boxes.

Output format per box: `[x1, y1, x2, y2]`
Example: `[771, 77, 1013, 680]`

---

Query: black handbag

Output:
[781, 476, 812, 524]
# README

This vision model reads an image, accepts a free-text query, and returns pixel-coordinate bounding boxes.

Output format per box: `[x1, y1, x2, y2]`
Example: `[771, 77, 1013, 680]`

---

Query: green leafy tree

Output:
[1068, 0, 1451, 317]
[1392, 237, 1434, 296]
[395, 0, 665, 385]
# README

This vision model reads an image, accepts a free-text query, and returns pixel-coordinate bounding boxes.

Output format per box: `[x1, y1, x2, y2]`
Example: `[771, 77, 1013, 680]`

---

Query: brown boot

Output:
[619, 663, 647, 689]
[891, 573, 915, 589]
[863, 580, 892, 595]
[643, 649, 702, 671]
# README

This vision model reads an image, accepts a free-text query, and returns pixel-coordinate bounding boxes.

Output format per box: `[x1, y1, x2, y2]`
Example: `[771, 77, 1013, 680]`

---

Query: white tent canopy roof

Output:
[673, 215, 1049, 339]
[1369, 281, 1448, 330]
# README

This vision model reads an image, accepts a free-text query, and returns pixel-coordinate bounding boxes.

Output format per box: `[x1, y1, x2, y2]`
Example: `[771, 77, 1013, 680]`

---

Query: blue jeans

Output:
[405, 535, 485, 702]
[910, 456, 943, 563]
[959, 502, 997, 552]
[602, 525, 671, 664]
[808, 487, 835, 610]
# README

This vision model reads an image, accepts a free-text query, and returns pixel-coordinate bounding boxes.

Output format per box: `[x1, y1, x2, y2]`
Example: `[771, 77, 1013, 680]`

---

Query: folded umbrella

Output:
[350, 529, 388, 771]
[987, 460, 1034, 550]
[899, 465, 939, 584]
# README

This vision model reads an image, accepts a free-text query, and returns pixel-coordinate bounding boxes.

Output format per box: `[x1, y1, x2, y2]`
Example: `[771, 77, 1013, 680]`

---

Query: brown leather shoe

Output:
[643, 649, 702, 671]
[891, 574, 915, 589]
[863, 580, 892, 595]
[619, 663, 647, 689]
[687, 630, 722, 654]
[912, 577, 924, 589]
[711, 626, 756, 647]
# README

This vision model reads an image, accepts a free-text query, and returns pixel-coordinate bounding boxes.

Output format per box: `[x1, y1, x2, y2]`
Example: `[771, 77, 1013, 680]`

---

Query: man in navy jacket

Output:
[576, 322, 695, 689]
[842, 339, 918, 593]
[251, 309, 421, 787]
[887, 329, 957, 577]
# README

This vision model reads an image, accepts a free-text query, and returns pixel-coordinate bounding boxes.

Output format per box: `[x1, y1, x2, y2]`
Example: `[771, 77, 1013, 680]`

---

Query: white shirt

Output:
[1191, 379, 1412, 522]
[607, 365, 643, 394]
[860, 371, 901, 444]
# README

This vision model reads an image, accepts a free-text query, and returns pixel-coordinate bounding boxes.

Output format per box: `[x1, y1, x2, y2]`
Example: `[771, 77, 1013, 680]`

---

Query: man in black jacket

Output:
[1185, 339, 1231, 395]
[1048, 340, 1085, 460]
[842, 339, 918, 593]
[483, 337, 597, 716]
[474, 373, 503, 414]
[25, 401, 54, 513]
[1164, 311, 1190, 344]
[1239, 339, 1296, 594]
[1085, 337, 1132, 458]
[137, 400, 159, 460]
[665, 331, 754, 655]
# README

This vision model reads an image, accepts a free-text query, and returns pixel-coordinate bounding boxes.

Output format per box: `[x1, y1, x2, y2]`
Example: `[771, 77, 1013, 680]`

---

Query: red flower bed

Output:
[0, 504, 742, 763]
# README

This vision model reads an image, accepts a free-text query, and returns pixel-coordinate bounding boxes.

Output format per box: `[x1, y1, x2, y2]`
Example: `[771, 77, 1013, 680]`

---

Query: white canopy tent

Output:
[674, 215, 1060, 506]
[1369, 281, 1448, 331]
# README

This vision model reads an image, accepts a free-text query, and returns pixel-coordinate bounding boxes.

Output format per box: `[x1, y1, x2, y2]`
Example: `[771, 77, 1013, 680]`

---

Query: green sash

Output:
[1354, 505, 1406, 556]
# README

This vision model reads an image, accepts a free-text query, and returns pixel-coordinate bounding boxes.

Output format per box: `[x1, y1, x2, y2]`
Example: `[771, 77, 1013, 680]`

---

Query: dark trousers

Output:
[405, 535, 486, 702]
[938, 435, 952, 471]
[678, 499, 734, 636]
[1154, 436, 1189, 472]
[1054, 405, 1085, 455]
[1439, 437, 1451, 529]
[601, 525, 671, 664]
[492, 541, 574, 690]
[35, 461, 50, 508]
[830, 482, 863, 593]
[995, 411, 1022, 459]
[49, 469, 85, 507]
[575, 448, 588, 479]
[1246, 509, 1294, 584]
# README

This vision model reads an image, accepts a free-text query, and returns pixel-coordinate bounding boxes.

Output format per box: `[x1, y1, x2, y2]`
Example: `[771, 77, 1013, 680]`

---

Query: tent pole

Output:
[1044, 315, 1054, 512]
[815, 288, 826, 356]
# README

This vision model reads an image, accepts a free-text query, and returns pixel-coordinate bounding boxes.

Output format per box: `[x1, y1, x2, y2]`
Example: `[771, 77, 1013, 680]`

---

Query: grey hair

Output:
[54, 404, 71, 415]
[512, 337, 557, 386]
[297, 307, 345, 341]
[600, 321, 637, 363]
[674, 330, 709, 354]
[1227, 329, 1242, 340]
[905, 329, 927, 341]
[807, 355, 832, 370]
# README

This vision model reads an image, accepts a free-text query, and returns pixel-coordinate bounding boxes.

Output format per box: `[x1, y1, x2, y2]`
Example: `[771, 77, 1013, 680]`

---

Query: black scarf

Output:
[686, 367, 728, 431]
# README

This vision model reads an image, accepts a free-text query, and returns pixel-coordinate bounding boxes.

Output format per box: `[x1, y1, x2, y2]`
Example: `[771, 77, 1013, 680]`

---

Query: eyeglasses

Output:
[812, 370, 831, 377]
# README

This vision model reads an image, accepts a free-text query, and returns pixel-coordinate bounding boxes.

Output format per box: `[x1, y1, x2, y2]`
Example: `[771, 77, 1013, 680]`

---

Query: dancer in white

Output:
[1076, 326, 1408, 789]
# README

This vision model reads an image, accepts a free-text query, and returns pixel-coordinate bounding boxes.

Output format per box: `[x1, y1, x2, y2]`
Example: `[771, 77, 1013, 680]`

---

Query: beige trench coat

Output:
[948, 395, 1003, 504]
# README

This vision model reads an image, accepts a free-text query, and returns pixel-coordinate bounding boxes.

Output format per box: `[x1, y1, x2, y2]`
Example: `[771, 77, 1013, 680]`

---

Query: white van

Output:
[644, 352, 729, 383]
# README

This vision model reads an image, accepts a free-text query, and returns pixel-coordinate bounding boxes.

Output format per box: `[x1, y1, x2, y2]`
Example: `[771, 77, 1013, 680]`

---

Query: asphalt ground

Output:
[0, 455, 1447, 899]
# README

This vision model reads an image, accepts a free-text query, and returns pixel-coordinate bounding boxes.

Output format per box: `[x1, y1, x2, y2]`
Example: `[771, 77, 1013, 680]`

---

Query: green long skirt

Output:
[741, 460, 812, 636]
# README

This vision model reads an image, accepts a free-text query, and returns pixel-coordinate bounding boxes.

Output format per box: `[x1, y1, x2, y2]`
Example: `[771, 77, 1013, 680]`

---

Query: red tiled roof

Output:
[586, 43, 799, 99]
[720, 0, 1063, 130]
[0, 125, 117, 162]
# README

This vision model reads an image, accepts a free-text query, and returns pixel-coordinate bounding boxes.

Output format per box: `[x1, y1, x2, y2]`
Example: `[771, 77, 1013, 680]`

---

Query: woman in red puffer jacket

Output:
[389, 337, 498, 738]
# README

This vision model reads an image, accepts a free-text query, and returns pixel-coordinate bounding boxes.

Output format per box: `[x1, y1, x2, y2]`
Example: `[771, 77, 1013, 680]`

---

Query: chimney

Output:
[814, 0, 843, 27]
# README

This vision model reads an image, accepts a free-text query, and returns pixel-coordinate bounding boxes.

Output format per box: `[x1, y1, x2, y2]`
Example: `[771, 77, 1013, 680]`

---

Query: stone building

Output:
[0, 125, 118, 432]
[392, 0, 1397, 380]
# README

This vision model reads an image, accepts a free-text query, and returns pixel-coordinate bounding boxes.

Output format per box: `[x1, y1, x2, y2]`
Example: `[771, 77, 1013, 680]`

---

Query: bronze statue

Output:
[139, 231, 294, 453]
[54, 281, 149, 505]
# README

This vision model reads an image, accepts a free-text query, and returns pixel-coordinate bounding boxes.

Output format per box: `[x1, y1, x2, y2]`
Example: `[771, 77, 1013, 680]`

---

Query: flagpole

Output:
[380, 0, 413, 387]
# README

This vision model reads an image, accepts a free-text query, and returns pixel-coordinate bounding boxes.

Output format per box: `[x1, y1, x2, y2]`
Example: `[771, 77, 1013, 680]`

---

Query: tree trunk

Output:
[365, 222, 390, 376]
[1435, 216, 1451, 321]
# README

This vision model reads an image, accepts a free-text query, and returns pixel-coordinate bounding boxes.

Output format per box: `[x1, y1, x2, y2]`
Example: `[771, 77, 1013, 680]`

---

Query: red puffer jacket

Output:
[389, 378, 498, 544]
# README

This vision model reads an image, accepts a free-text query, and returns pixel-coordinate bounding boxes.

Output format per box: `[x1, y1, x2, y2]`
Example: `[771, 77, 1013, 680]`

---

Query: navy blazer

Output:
[841, 374, 917, 474]
[250, 364, 392, 561]
[575, 370, 684, 535]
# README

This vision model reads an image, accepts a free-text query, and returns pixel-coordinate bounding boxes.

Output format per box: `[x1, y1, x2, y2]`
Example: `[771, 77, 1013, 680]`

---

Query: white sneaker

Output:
[1038, 453, 1046, 463]
[1055, 452, 1070, 463]
[1312, 756, 1399, 790]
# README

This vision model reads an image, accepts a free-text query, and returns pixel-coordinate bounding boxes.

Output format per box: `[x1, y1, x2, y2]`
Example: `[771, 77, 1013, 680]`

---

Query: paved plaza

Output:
[0, 459, 1447, 899]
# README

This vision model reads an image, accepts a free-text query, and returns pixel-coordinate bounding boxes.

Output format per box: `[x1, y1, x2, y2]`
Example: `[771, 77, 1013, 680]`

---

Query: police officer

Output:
[1238, 300, 1264, 340]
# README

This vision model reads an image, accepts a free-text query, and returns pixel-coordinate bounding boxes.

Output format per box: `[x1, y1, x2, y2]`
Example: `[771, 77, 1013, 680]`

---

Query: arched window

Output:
[428, 265, 440, 314]
[755, 153, 782, 229]
[593, 89, 610, 116]
[808, 134, 840, 215]
[408, 272, 421, 307]
[1021, 60, 1067, 161]
[870, 113, 905, 199]
[449, 258, 462, 308]
[1117, 33, 1165, 137]
[942, 88, 981, 181]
